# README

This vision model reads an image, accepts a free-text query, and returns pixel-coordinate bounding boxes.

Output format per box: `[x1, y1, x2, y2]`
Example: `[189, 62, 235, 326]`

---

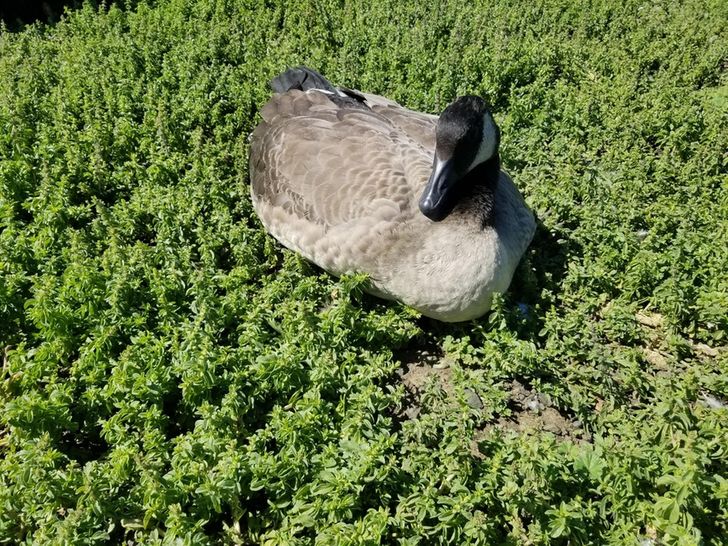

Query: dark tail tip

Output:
[270, 66, 338, 94]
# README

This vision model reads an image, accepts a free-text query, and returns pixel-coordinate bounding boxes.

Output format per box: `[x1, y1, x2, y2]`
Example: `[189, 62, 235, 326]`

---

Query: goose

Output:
[249, 67, 536, 322]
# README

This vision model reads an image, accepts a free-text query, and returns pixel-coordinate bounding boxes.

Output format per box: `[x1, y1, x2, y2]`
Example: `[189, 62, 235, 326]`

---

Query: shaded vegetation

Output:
[0, 0, 85, 29]
[1, 0, 727, 544]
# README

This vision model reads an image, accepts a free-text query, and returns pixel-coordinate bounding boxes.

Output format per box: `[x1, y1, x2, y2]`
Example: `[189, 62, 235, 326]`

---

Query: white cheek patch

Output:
[468, 114, 497, 171]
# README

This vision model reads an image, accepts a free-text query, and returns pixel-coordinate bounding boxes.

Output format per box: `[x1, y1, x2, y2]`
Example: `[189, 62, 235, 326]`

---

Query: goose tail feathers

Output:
[270, 66, 338, 94]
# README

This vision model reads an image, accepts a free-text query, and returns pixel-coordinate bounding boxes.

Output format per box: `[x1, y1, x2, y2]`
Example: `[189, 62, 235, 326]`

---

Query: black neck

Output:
[457, 152, 500, 227]
[466, 153, 500, 186]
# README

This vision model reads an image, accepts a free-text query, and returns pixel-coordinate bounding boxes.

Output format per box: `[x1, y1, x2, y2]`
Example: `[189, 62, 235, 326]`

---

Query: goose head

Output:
[419, 96, 500, 222]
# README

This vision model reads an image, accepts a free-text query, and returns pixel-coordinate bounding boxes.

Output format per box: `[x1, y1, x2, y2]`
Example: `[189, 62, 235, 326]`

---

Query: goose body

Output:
[249, 67, 536, 322]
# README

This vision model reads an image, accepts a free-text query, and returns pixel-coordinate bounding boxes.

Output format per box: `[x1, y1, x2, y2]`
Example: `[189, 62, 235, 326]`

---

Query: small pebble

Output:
[700, 392, 727, 409]
[433, 359, 450, 369]
[464, 389, 483, 410]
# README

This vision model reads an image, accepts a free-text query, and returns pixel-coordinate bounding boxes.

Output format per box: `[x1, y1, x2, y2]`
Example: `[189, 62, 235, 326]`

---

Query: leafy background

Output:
[1, 0, 726, 544]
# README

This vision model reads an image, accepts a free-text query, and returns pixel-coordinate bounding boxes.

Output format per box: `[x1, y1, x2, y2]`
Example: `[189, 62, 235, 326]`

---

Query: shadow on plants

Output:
[1, 0, 83, 29]
[0, 0, 149, 30]
[57, 420, 109, 464]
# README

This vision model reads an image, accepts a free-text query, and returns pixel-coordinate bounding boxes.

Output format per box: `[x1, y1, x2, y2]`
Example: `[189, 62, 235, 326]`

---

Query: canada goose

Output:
[249, 67, 536, 322]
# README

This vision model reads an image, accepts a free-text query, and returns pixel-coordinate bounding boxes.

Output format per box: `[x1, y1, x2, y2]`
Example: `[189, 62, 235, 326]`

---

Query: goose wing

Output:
[356, 91, 438, 153]
[250, 90, 432, 229]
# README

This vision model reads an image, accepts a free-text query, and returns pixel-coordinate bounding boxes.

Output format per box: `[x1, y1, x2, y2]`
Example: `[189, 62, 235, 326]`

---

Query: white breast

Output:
[366, 172, 534, 322]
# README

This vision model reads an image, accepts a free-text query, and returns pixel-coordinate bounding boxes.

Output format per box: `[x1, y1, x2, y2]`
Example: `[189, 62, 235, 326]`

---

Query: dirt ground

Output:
[396, 347, 589, 457]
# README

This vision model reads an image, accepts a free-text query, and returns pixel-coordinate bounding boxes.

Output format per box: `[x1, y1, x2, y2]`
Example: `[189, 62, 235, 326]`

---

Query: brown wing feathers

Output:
[251, 90, 427, 229]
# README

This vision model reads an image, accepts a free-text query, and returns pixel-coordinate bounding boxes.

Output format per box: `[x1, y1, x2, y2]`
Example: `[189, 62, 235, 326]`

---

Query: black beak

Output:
[419, 158, 458, 221]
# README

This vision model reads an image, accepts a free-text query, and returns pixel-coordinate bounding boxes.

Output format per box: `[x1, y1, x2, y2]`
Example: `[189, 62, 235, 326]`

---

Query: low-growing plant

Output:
[0, 0, 726, 544]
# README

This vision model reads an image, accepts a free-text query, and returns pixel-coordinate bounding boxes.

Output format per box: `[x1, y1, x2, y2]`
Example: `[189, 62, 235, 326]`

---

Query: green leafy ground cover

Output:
[1, 0, 727, 543]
